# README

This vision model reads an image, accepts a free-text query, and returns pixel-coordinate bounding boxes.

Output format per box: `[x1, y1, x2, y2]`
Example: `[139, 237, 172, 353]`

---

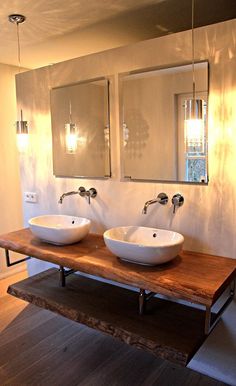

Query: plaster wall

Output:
[16, 19, 236, 384]
[0, 63, 25, 278]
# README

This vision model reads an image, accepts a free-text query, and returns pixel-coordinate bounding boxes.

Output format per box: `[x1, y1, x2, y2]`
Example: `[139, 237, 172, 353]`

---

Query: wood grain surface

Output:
[0, 228, 236, 306]
[8, 268, 209, 366]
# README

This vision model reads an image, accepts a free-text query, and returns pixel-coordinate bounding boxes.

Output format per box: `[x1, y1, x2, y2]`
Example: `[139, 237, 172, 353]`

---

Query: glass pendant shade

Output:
[16, 110, 29, 152]
[185, 99, 203, 120]
[65, 122, 78, 154]
[185, 99, 204, 153]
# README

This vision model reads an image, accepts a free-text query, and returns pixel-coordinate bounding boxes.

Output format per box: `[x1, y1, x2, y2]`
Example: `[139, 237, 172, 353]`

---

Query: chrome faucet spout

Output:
[58, 186, 97, 205]
[142, 192, 168, 214]
[58, 190, 79, 204]
[142, 199, 159, 214]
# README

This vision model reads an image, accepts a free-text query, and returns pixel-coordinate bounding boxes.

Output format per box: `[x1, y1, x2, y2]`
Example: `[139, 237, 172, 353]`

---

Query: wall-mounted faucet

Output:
[58, 190, 79, 204]
[171, 193, 184, 213]
[58, 186, 97, 205]
[142, 192, 168, 214]
[77, 187, 97, 204]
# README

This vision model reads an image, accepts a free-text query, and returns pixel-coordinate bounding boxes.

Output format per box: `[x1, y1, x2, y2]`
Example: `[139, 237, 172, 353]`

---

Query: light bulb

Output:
[184, 118, 204, 153]
[65, 123, 77, 154]
[16, 118, 29, 153]
[17, 133, 29, 153]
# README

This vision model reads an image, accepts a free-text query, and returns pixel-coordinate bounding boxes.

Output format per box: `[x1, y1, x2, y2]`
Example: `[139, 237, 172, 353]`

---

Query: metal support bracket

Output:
[139, 289, 156, 315]
[5, 249, 31, 267]
[204, 280, 235, 335]
[59, 265, 75, 287]
[139, 281, 235, 336]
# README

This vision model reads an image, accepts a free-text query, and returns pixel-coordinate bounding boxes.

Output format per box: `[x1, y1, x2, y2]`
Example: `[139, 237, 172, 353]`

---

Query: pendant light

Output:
[65, 101, 78, 154]
[184, 0, 204, 152]
[8, 14, 29, 153]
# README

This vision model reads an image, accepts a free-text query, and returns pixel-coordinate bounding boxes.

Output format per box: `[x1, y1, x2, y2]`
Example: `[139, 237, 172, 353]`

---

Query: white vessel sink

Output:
[29, 215, 91, 245]
[103, 226, 184, 265]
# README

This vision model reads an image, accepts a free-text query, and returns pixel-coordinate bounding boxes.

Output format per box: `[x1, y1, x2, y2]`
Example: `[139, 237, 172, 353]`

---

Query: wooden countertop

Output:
[0, 228, 236, 306]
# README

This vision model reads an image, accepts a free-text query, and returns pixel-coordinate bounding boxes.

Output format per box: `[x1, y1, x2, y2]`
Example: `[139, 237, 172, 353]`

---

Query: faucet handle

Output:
[157, 192, 168, 205]
[79, 186, 97, 204]
[85, 188, 97, 204]
[88, 188, 97, 198]
[78, 186, 86, 197]
[172, 193, 184, 213]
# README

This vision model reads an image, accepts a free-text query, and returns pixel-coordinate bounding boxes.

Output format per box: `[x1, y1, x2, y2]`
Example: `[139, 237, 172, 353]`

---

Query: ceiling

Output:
[0, 0, 235, 69]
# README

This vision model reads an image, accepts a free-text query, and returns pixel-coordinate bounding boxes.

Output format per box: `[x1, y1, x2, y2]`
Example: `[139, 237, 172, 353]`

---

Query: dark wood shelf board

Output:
[8, 268, 208, 366]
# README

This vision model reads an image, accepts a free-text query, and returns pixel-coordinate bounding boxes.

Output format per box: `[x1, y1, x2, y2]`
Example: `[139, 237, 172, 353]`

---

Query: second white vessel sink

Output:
[103, 226, 184, 265]
[29, 215, 91, 245]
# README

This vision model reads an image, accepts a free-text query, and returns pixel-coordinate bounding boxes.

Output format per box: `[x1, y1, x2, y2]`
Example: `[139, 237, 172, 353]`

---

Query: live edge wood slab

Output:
[1, 228, 236, 366]
[8, 268, 208, 366]
[0, 228, 235, 307]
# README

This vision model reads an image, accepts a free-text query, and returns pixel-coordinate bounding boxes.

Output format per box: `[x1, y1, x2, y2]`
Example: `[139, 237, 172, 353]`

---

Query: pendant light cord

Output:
[69, 101, 72, 124]
[16, 21, 22, 122]
[192, 0, 195, 100]
[16, 21, 21, 73]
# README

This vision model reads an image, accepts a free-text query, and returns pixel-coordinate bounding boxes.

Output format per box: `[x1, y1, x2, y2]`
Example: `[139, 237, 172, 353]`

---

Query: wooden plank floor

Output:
[0, 275, 227, 386]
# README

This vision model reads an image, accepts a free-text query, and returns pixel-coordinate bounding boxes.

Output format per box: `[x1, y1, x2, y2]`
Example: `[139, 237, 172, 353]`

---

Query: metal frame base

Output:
[139, 280, 235, 336]
[5, 249, 31, 267]
[59, 266, 75, 287]
[204, 280, 235, 335]
[139, 289, 156, 315]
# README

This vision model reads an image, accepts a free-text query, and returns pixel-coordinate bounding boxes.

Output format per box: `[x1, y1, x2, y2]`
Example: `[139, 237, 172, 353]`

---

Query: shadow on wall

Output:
[124, 109, 149, 159]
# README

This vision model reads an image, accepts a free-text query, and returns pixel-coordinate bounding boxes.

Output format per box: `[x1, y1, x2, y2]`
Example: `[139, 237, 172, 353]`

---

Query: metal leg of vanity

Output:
[5, 249, 31, 267]
[4, 251, 73, 288]
[59, 265, 75, 287]
[139, 281, 235, 336]
[204, 280, 235, 335]
[139, 289, 156, 315]
[4, 251, 74, 288]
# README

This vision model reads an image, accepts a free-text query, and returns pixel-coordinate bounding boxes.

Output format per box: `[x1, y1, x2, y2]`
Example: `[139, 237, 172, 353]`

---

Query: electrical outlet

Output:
[24, 192, 38, 203]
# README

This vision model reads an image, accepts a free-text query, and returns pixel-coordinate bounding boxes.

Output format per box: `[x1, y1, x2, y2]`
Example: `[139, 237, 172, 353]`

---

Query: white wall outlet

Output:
[24, 192, 38, 203]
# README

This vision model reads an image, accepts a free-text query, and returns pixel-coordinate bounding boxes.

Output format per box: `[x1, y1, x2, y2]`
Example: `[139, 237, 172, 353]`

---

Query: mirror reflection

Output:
[121, 62, 208, 183]
[50, 78, 111, 178]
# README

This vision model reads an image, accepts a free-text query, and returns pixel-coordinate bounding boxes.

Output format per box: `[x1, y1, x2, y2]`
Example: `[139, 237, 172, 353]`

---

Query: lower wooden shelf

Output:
[8, 268, 208, 366]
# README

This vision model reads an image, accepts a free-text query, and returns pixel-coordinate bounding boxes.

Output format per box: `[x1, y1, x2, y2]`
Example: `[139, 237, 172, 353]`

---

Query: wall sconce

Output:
[65, 101, 78, 154]
[8, 14, 29, 153]
[184, 0, 204, 152]
[185, 99, 204, 153]
[65, 123, 78, 154]
[16, 109, 29, 152]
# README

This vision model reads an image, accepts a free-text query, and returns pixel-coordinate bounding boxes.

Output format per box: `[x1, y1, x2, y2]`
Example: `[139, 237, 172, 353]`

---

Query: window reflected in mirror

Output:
[121, 62, 208, 183]
[50, 78, 111, 178]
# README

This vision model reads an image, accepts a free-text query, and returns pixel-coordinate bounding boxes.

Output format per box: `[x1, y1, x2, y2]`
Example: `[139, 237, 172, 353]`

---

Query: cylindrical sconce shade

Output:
[185, 99, 203, 120]
[65, 122, 78, 154]
[16, 119, 29, 152]
[184, 99, 204, 153]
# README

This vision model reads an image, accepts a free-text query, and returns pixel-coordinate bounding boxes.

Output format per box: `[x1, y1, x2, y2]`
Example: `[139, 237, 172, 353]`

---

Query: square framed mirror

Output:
[50, 77, 111, 178]
[120, 62, 208, 183]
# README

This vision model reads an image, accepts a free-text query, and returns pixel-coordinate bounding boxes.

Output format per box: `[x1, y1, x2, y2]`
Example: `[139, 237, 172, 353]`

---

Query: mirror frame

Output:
[119, 61, 209, 184]
[50, 76, 111, 179]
